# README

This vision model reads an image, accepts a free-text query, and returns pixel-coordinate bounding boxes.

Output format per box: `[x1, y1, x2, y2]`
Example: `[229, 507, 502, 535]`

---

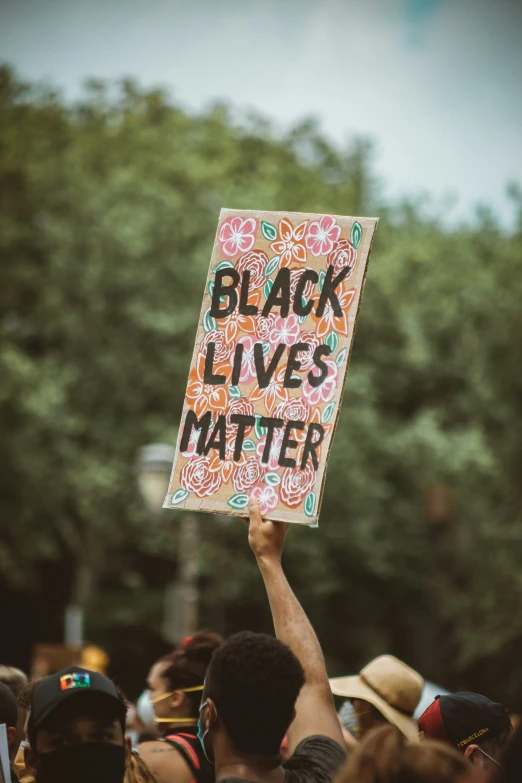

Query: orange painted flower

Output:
[310, 286, 356, 339]
[269, 218, 309, 267]
[186, 354, 229, 418]
[219, 288, 261, 344]
[209, 442, 246, 485]
[250, 364, 289, 414]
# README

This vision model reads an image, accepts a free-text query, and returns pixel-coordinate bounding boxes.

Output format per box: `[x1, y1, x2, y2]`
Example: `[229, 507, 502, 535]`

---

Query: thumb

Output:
[248, 494, 262, 526]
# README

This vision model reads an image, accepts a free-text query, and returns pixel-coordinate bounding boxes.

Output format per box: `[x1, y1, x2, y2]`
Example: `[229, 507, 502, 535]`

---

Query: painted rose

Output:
[280, 462, 316, 508]
[311, 285, 356, 339]
[186, 355, 229, 418]
[268, 314, 301, 348]
[220, 288, 260, 344]
[255, 313, 278, 341]
[273, 399, 311, 442]
[327, 238, 357, 276]
[200, 329, 234, 364]
[269, 217, 308, 266]
[235, 334, 257, 383]
[233, 457, 263, 493]
[256, 426, 285, 471]
[289, 267, 317, 304]
[235, 250, 268, 289]
[250, 483, 279, 515]
[250, 364, 289, 414]
[297, 331, 320, 371]
[181, 455, 222, 497]
[302, 357, 338, 406]
[226, 397, 255, 436]
[209, 442, 246, 485]
[218, 216, 258, 258]
[305, 215, 342, 257]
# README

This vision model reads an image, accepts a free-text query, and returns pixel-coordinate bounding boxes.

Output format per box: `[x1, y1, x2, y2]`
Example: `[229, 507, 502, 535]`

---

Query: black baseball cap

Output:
[28, 666, 126, 744]
[418, 692, 511, 750]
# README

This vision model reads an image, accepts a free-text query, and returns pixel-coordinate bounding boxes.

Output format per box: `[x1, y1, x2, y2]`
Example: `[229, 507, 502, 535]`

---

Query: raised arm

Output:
[247, 496, 344, 752]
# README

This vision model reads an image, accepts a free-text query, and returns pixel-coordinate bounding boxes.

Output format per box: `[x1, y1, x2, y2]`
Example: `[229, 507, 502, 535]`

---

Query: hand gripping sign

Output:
[164, 210, 377, 525]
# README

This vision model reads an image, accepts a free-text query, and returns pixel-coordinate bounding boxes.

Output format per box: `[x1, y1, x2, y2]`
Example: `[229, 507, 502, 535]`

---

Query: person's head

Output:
[0, 681, 19, 758]
[0, 665, 29, 755]
[142, 631, 222, 729]
[330, 655, 424, 742]
[335, 724, 469, 783]
[24, 666, 130, 783]
[418, 692, 512, 776]
[199, 630, 305, 758]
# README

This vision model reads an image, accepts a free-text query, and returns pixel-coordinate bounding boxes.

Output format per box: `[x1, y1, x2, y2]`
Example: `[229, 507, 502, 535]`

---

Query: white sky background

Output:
[1, 0, 521, 226]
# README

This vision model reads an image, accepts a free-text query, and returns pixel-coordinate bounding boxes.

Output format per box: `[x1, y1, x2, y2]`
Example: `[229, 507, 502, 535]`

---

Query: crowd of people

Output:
[1, 497, 520, 782]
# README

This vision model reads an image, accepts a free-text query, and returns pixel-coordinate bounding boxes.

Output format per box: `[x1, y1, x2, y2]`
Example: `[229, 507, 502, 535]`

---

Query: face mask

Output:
[136, 691, 158, 733]
[197, 701, 213, 764]
[37, 742, 126, 783]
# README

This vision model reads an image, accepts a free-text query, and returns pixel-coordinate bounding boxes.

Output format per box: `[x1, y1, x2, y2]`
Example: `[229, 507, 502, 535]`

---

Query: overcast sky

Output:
[1, 0, 521, 225]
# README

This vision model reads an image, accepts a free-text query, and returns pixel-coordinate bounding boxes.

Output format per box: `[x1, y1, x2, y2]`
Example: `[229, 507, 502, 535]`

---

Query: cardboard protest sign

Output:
[164, 209, 377, 524]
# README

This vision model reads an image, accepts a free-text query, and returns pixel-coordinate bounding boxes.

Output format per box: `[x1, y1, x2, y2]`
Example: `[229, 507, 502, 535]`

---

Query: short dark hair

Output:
[159, 631, 222, 717]
[205, 631, 305, 756]
[0, 682, 18, 728]
[480, 725, 512, 760]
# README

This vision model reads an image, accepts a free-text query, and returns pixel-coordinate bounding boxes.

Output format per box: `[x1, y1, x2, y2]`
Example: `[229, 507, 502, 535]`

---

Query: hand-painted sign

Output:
[164, 209, 377, 524]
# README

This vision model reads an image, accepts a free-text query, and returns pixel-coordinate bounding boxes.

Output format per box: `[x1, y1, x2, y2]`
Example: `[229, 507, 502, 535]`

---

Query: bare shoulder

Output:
[137, 741, 194, 783]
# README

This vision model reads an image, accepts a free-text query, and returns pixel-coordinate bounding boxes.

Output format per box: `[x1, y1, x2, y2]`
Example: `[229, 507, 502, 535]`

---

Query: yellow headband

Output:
[154, 717, 198, 724]
[151, 685, 204, 704]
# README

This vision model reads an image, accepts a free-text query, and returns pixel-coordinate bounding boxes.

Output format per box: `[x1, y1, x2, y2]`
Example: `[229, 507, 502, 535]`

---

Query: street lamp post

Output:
[137, 443, 199, 643]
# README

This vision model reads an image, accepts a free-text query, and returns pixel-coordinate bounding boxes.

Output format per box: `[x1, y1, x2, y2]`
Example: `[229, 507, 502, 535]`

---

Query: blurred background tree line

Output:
[1, 66, 522, 706]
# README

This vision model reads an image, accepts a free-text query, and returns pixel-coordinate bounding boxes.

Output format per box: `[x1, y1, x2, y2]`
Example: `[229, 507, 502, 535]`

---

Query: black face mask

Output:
[37, 743, 126, 783]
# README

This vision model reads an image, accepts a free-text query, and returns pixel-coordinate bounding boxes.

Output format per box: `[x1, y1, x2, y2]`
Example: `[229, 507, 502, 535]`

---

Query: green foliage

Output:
[1, 67, 522, 703]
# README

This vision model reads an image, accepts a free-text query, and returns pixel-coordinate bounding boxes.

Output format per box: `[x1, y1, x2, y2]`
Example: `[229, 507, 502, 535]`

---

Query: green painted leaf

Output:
[227, 493, 249, 510]
[213, 260, 234, 273]
[325, 331, 339, 353]
[203, 309, 217, 333]
[304, 491, 316, 518]
[228, 385, 241, 399]
[261, 220, 278, 242]
[336, 347, 348, 367]
[243, 439, 256, 452]
[255, 415, 267, 440]
[170, 488, 189, 506]
[318, 270, 326, 292]
[263, 278, 273, 299]
[299, 314, 308, 324]
[262, 342, 271, 356]
[350, 221, 363, 249]
[263, 255, 280, 277]
[207, 280, 215, 298]
[322, 402, 335, 424]
[264, 472, 281, 487]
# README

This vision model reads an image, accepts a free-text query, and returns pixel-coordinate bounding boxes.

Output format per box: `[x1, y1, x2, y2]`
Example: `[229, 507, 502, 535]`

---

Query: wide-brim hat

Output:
[330, 655, 424, 743]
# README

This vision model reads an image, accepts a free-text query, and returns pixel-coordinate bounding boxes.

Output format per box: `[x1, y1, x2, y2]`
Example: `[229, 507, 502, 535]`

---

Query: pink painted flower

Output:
[302, 357, 338, 406]
[256, 426, 285, 471]
[250, 483, 279, 515]
[235, 250, 268, 289]
[273, 399, 311, 442]
[181, 455, 222, 497]
[255, 313, 278, 341]
[280, 463, 316, 508]
[236, 334, 257, 383]
[305, 215, 342, 257]
[298, 331, 320, 371]
[233, 457, 263, 493]
[268, 314, 301, 348]
[218, 216, 258, 259]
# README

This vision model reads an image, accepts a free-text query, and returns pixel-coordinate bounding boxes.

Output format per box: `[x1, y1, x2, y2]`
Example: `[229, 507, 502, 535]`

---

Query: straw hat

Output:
[330, 655, 424, 742]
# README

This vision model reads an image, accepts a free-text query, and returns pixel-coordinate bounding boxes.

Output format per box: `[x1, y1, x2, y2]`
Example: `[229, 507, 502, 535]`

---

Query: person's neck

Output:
[162, 719, 197, 733]
[215, 749, 284, 783]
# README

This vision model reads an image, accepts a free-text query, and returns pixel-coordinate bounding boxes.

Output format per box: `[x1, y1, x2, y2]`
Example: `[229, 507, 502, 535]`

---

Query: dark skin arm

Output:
[247, 496, 344, 753]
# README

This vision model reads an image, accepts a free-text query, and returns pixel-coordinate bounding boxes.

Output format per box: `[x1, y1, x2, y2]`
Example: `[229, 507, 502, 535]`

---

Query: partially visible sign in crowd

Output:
[164, 209, 377, 524]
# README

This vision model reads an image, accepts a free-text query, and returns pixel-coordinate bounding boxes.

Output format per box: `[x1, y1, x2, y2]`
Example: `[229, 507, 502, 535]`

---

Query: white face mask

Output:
[136, 691, 158, 732]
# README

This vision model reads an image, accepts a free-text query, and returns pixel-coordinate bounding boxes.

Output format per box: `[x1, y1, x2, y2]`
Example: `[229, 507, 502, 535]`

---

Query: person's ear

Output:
[168, 690, 185, 710]
[204, 698, 217, 730]
[124, 736, 132, 765]
[463, 744, 481, 765]
[24, 744, 38, 777]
